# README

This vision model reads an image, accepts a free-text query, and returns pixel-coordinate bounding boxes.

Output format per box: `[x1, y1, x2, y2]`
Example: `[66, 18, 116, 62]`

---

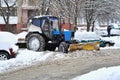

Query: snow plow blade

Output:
[69, 42, 100, 51]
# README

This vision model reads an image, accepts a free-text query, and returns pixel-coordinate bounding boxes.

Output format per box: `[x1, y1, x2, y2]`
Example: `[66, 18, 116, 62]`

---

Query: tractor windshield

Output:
[50, 18, 59, 31]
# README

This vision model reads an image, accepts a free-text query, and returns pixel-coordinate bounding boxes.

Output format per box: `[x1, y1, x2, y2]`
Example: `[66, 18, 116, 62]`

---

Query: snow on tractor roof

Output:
[33, 15, 53, 18]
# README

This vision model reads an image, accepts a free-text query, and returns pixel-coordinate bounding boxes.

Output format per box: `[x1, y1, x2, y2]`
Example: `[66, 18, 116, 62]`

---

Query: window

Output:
[32, 18, 41, 27]
[28, 0, 36, 6]
[50, 18, 59, 31]
[43, 19, 49, 31]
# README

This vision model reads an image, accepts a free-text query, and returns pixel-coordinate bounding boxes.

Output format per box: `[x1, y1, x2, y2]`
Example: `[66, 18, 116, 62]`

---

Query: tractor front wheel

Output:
[26, 34, 45, 51]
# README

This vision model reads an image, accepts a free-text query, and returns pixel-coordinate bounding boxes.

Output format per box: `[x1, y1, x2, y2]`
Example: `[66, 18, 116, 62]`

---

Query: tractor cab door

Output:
[41, 17, 59, 39]
[41, 17, 52, 39]
[41, 16, 59, 39]
[49, 17, 59, 36]
[50, 18, 59, 31]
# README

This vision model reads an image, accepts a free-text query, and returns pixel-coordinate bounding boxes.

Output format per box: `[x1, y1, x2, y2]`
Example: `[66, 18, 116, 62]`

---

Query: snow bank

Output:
[0, 50, 52, 73]
[74, 31, 100, 41]
[72, 66, 120, 80]
[16, 31, 28, 39]
[0, 49, 66, 73]
[101, 36, 120, 47]
[0, 31, 17, 44]
[0, 31, 66, 73]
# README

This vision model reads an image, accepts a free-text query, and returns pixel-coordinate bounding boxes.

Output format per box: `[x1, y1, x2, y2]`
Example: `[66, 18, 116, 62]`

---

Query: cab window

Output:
[32, 18, 41, 27]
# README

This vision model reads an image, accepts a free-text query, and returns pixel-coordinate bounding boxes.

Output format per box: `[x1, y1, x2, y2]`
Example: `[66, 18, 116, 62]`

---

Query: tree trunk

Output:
[68, 14, 71, 30]
[5, 22, 10, 31]
[87, 22, 91, 32]
[74, 3, 78, 32]
[91, 21, 95, 32]
[5, 15, 10, 31]
[74, 16, 77, 32]
[42, 0, 45, 15]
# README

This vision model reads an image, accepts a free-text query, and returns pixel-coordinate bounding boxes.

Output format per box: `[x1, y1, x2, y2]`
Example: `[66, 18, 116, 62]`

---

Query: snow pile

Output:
[72, 66, 120, 80]
[0, 31, 17, 44]
[0, 49, 65, 73]
[110, 36, 120, 47]
[101, 36, 120, 48]
[74, 31, 100, 41]
[16, 31, 28, 39]
[15, 50, 54, 65]
[0, 31, 67, 73]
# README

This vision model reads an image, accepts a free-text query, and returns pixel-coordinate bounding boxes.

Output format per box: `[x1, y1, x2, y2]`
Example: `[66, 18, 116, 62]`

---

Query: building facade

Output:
[17, 0, 41, 33]
[0, 0, 18, 33]
[1, 0, 119, 33]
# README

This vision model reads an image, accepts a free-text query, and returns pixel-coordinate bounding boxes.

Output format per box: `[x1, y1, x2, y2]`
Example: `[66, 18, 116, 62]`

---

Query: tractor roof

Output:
[33, 15, 58, 19]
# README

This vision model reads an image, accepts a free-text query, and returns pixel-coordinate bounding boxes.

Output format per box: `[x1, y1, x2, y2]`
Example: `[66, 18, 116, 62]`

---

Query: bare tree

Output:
[0, 0, 17, 31]
[82, 0, 103, 32]
[27, 0, 84, 32]
[28, 0, 51, 16]
[52, 0, 84, 31]
[26, 0, 120, 32]
[82, 0, 120, 32]
[100, 0, 120, 24]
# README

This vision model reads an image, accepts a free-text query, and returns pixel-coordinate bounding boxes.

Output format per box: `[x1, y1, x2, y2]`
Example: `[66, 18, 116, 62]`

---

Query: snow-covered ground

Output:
[0, 31, 120, 80]
[72, 66, 120, 80]
[73, 31, 120, 80]
[0, 49, 66, 73]
[101, 36, 120, 48]
[0, 31, 67, 73]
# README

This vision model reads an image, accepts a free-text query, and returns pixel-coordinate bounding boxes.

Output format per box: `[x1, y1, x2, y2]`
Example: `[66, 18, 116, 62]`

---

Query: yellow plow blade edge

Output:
[69, 42, 100, 51]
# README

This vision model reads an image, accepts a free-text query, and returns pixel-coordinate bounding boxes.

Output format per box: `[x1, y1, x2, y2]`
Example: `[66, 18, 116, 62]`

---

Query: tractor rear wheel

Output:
[26, 34, 45, 51]
[58, 42, 68, 53]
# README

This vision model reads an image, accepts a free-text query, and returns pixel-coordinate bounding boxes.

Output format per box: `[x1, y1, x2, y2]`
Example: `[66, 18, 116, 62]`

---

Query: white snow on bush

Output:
[72, 66, 120, 80]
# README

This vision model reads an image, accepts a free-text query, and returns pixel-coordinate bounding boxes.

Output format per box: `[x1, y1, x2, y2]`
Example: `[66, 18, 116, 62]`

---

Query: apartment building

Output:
[0, 0, 18, 33]
[17, 0, 41, 32]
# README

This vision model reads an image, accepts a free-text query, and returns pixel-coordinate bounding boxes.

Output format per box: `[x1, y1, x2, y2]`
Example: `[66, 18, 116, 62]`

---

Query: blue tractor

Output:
[25, 15, 75, 53]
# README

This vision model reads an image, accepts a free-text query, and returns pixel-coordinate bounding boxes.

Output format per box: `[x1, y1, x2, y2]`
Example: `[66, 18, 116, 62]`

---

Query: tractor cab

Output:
[40, 16, 72, 42]
[29, 15, 72, 42]
[29, 16, 59, 39]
